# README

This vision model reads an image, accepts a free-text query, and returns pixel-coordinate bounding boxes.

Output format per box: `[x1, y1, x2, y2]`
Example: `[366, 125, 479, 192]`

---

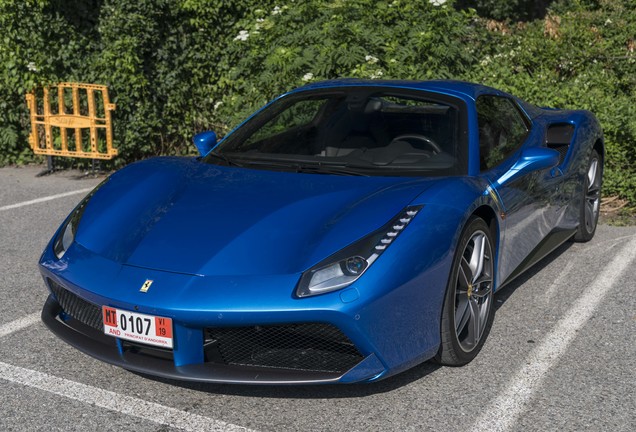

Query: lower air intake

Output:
[48, 278, 103, 331]
[205, 323, 363, 374]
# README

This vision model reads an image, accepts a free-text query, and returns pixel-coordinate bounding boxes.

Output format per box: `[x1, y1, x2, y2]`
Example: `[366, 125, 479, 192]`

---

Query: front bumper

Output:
[41, 289, 386, 385]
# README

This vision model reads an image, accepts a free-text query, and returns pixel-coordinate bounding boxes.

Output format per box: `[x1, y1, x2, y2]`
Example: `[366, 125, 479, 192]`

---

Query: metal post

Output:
[36, 156, 55, 177]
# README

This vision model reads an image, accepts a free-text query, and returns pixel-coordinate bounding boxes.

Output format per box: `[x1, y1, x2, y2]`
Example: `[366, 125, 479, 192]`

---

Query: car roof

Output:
[291, 78, 510, 101]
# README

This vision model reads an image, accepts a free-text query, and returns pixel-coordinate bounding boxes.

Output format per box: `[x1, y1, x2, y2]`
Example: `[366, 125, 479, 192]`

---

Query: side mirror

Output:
[193, 130, 217, 156]
[496, 147, 560, 186]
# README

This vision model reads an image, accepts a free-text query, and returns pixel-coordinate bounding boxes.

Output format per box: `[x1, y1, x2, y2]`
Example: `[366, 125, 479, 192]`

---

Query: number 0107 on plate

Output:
[102, 306, 173, 348]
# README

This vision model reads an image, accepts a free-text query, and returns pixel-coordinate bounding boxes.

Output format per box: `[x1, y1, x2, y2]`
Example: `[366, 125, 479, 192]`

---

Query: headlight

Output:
[296, 205, 422, 298]
[53, 178, 109, 259]
[53, 214, 78, 259]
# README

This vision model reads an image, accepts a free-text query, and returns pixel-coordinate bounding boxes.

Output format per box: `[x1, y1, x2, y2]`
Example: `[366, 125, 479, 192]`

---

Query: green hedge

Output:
[0, 0, 634, 204]
[0, 0, 276, 165]
[463, 0, 636, 204]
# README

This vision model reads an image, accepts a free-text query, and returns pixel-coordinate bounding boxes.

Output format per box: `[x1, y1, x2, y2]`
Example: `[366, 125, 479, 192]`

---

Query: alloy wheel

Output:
[584, 157, 601, 233]
[454, 230, 494, 353]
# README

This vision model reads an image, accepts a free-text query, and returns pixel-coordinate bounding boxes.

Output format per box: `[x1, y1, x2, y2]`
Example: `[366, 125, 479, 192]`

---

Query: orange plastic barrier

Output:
[26, 83, 118, 160]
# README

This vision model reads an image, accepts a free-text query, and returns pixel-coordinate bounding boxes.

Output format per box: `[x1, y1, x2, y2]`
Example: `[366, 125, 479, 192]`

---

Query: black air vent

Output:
[48, 279, 103, 331]
[546, 123, 575, 165]
[205, 323, 364, 373]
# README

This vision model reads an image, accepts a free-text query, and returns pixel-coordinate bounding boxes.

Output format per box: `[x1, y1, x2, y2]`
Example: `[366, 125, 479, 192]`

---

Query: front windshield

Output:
[207, 87, 468, 177]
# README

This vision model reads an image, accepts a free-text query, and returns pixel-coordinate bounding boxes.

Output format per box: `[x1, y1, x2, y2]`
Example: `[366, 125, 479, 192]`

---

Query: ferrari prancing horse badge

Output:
[140, 279, 153, 293]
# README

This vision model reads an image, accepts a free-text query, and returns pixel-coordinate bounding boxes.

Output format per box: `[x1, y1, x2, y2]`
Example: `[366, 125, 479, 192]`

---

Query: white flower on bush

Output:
[479, 55, 491, 66]
[27, 61, 37, 72]
[302, 72, 314, 81]
[365, 55, 379, 64]
[272, 6, 282, 15]
[234, 30, 249, 41]
[214, 101, 223, 110]
[370, 70, 384, 79]
[429, 0, 447, 6]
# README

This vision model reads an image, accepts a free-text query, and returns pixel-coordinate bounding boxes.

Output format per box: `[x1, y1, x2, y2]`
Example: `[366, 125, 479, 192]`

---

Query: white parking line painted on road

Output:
[584, 233, 636, 250]
[0, 313, 40, 338]
[0, 187, 94, 212]
[474, 236, 636, 432]
[0, 361, 255, 432]
[542, 260, 575, 304]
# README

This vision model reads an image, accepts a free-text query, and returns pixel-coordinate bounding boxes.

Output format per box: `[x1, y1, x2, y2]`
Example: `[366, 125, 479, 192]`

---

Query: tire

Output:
[435, 216, 495, 366]
[574, 149, 602, 242]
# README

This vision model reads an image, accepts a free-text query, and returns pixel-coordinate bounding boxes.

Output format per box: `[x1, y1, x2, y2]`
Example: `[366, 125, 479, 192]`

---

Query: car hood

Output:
[75, 157, 438, 276]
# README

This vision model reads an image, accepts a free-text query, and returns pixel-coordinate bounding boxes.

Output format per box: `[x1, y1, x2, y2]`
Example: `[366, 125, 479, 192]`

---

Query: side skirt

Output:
[498, 228, 576, 290]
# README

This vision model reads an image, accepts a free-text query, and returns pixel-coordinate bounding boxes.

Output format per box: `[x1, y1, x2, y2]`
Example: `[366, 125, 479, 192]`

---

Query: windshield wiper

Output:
[206, 150, 243, 167]
[294, 163, 369, 176]
[233, 158, 369, 176]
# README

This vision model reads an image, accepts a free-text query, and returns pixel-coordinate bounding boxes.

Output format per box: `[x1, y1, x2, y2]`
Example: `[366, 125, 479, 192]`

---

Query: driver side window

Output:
[477, 96, 530, 171]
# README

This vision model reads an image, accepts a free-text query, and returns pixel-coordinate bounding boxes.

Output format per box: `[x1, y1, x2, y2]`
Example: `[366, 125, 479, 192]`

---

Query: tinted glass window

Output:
[477, 96, 529, 170]
[210, 88, 468, 177]
[241, 99, 326, 150]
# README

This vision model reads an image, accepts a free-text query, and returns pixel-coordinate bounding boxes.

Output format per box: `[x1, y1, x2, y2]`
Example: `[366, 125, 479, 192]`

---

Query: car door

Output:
[478, 95, 559, 285]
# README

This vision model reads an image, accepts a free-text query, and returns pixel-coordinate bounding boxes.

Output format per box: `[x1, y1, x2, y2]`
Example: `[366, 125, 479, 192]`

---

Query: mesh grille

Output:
[548, 143, 569, 165]
[48, 279, 103, 331]
[205, 324, 363, 373]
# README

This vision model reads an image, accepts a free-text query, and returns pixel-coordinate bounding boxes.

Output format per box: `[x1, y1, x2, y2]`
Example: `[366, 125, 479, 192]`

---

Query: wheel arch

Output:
[471, 204, 501, 290]
[472, 205, 498, 240]
[593, 138, 605, 164]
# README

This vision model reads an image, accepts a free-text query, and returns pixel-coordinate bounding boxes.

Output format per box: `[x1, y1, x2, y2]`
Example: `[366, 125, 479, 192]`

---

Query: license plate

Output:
[102, 306, 173, 349]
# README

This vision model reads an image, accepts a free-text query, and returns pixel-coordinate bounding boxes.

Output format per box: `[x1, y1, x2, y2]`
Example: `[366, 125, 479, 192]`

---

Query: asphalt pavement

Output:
[1, 165, 634, 432]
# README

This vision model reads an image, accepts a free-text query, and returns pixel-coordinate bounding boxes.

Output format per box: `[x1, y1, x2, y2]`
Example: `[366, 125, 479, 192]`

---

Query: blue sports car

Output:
[40, 80, 603, 384]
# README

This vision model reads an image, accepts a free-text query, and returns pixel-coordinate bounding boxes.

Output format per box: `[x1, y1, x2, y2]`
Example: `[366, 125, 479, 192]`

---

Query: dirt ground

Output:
[600, 195, 636, 226]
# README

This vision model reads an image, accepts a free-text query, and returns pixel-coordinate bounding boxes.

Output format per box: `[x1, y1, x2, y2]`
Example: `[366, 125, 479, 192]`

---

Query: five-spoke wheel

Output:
[436, 217, 495, 365]
[574, 149, 602, 242]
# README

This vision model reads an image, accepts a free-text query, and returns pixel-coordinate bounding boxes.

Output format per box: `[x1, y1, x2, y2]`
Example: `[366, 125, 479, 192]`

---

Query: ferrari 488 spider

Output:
[40, 80, 603, 384]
